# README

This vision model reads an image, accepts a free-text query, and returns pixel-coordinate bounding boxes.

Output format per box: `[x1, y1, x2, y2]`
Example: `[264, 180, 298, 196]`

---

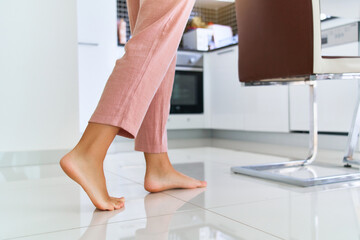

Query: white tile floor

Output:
[1, 146, 360, 239]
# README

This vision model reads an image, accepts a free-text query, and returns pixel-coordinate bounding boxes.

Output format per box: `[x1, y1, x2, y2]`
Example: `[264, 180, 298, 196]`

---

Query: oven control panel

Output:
[176, 51, 203, 68]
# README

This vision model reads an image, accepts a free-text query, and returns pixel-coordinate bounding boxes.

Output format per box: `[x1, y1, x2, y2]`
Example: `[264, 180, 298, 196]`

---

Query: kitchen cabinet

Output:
[77, 0, 123, 132]
[205, 46, 243, 130]
[77, 0, 101, 44]
[78, 45, 107, 132]
[167, 115, 208, 129]
[289, 80, 358, 133]
[289, 17, 360, 133]
[240, 85, 289, 132]
[78, 45, 124, 132]
[205, 45, 289, 132]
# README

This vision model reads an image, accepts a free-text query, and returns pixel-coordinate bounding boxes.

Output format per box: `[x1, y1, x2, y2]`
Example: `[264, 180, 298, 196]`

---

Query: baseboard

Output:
[0, 129, 354, 167]
[211, 129, 351, 151]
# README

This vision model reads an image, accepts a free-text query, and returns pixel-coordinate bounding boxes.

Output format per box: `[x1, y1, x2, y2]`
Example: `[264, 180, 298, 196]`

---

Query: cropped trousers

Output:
[89, 0, 196, 153]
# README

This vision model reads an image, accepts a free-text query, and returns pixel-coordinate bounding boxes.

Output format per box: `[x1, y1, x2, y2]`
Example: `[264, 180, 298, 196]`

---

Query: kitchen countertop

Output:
[177, 42, 237, 52]
[118, 42, 238, 53]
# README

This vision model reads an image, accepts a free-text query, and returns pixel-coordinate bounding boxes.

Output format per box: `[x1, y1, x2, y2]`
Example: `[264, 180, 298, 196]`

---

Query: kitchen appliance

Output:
[182, 28, 213, 51]
[207, 24, 234, 49]
[170, 51, 204, 114]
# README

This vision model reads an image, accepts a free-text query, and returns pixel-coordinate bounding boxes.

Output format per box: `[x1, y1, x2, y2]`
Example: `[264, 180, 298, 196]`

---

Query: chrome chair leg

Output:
[231, 81, 360, 187]
[343, 81, 360, 167]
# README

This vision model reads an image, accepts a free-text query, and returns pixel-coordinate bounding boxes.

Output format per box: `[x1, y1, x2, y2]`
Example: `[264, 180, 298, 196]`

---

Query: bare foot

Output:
[60, 151, 125, 211]
[143, 153, 207, 193]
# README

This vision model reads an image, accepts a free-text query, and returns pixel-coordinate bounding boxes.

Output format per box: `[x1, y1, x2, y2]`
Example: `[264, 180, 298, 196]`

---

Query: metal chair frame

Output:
[231, 74, 360, 187]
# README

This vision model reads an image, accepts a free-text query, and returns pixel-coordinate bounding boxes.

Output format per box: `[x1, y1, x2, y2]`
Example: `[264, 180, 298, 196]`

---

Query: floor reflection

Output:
[79, 188, 205, 240]
[79, 209, 124, 240]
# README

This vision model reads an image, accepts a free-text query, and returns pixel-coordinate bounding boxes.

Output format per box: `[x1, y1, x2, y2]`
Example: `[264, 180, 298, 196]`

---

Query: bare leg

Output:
[143, 152, 207, 193]
[60, 123, 125, 211]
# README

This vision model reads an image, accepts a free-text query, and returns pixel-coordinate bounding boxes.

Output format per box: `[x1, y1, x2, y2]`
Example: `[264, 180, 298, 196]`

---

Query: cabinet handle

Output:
[217, 49, 234, 55]
[78, 42, 99, 46]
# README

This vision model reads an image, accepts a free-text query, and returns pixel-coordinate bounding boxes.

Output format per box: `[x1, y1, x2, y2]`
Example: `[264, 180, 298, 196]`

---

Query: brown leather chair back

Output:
[236, 0, 314, 82]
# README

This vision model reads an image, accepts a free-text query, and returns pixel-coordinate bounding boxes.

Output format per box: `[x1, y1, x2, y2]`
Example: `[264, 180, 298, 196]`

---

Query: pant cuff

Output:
[88, 115, 137, 139]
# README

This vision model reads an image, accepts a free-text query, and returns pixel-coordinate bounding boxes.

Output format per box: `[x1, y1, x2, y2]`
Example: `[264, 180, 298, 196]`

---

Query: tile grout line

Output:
[104, 169, 145, 186]
[205, 208, 286, 240]
[6, 147, 340, 240]
[162, 192, 286, 240]
[195, 195, 291, 211]
[103, 153, 290, 239]
[3, 208, 207, 240]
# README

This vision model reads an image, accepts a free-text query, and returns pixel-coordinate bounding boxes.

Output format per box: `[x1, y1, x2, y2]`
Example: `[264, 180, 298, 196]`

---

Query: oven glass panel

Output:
[170, 70, 203, 114]
[172, 74, 197, 105]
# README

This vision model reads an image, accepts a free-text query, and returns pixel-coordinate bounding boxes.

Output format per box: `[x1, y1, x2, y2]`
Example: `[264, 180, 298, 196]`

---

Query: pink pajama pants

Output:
[88, 0, 196, 153]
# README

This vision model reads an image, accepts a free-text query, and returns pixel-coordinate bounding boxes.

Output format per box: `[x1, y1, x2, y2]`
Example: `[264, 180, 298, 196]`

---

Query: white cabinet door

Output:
[77, 0, 122, 132]
[289, 80, 358, 132]
[206, 46, 244, 130]
[240, 85, 289, 132]
[78, 45, 125, 133]
[77, 0, 101, 44]
[78, 45, 107, 132]
[206, 45, 289, 132]
[167, 115, 207, 129]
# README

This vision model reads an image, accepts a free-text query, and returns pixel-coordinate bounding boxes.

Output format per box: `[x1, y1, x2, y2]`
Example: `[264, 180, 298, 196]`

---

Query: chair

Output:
[231, 0, 360, 186]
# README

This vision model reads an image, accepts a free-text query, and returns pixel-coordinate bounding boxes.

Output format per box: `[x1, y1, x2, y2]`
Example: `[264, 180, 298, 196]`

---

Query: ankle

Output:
[144, 153, 173, 170]
[144, 155, 175, 178]
[71, 144, 105, 164]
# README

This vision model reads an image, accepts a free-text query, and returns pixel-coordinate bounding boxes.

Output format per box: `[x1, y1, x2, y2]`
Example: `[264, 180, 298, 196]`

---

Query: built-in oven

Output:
[170, 51, 204, 114]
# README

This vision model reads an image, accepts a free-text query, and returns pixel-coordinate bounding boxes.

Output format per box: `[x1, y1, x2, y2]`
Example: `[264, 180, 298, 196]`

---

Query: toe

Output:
[199, 180, 207, 187]
[113, 201, 124, 210]
[110, 197, 125, 210]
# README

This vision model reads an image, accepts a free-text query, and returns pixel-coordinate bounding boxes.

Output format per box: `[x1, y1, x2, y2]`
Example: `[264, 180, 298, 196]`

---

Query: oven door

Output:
[170, 67, 203, 114]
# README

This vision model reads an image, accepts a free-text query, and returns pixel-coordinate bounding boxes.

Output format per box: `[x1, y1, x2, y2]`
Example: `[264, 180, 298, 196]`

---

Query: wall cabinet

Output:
[205, 45, 289, 132]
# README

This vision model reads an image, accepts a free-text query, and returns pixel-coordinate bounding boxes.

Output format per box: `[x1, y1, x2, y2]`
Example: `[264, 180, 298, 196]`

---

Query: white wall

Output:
[0, 0, 80, 151]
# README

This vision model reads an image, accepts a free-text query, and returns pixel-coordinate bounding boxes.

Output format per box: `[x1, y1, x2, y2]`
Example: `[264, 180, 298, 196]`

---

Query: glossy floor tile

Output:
[13, 209, 280, 240]
[210, 187, 360, 240]
[0, 164, 198, 239]
[2, 146, 360, 239]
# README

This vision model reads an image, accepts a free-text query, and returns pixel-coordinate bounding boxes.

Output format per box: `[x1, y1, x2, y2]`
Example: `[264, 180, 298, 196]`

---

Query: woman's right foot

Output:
[60, 151, 125, 211]
[143, 152, 207, 193]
